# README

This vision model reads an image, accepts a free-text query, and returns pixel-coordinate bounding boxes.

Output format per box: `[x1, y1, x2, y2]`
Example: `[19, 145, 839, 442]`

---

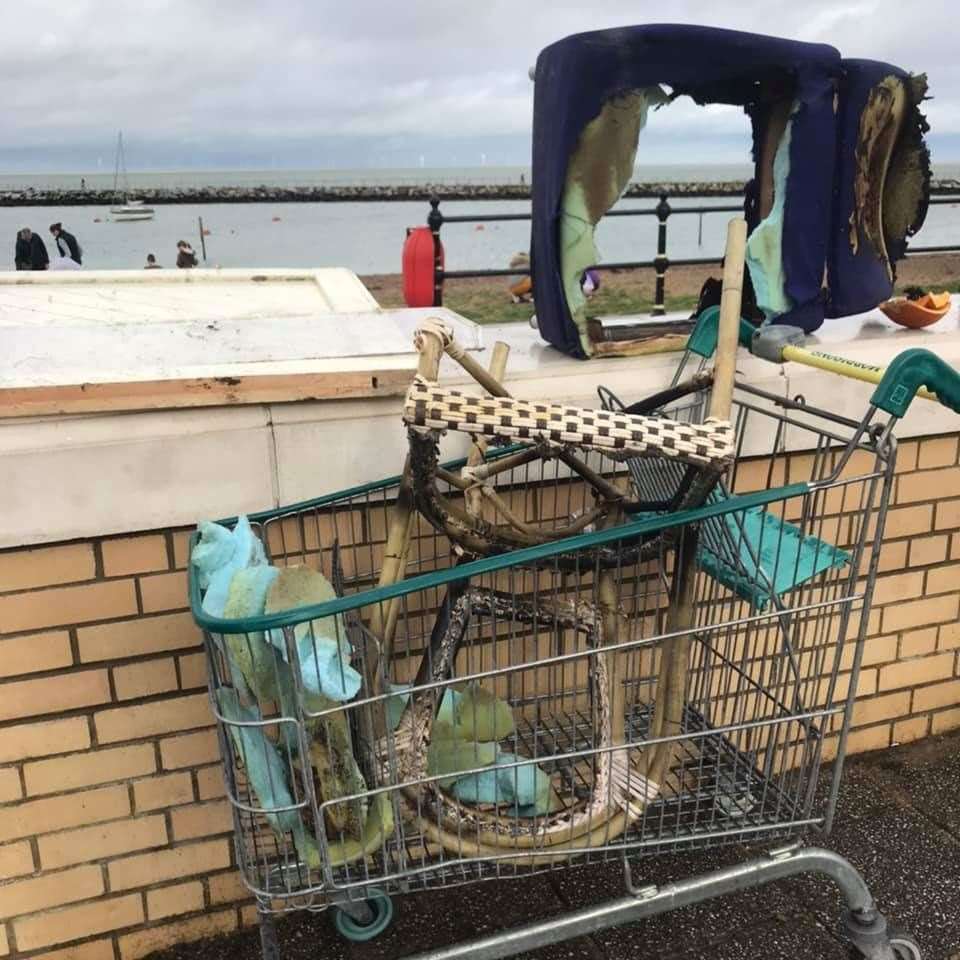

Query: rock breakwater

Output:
[2, 179, 958, 207]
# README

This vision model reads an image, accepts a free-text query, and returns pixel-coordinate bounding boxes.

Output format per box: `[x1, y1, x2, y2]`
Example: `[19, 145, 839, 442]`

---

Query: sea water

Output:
[2, 165, 958, 274]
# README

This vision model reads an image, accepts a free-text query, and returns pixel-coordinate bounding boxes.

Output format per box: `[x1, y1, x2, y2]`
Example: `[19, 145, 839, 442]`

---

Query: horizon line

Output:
[0, 161, 753, 175]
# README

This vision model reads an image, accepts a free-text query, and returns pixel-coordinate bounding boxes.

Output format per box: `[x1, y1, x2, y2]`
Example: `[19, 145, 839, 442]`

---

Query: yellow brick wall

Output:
[0, 531, 249, 960]
[832, 434, 960, 753]
[0, 433, 958, 958]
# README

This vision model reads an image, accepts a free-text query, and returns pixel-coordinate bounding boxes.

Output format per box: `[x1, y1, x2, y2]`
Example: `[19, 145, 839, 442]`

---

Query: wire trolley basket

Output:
[188, 240, 959, 960]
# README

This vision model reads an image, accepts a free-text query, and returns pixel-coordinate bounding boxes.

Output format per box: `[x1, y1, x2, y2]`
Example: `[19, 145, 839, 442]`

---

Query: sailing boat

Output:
[110, 132, 154, 221]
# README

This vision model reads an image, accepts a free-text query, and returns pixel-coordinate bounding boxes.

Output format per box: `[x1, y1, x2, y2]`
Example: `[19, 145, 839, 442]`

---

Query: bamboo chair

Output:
[378, 220, 747, 859]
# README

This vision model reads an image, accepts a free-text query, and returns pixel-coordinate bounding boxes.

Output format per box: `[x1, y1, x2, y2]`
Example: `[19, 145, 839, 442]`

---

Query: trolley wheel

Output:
[847, 931, 922, 960]
[333, 889, 394, 942]
[887, 932, 922, 960]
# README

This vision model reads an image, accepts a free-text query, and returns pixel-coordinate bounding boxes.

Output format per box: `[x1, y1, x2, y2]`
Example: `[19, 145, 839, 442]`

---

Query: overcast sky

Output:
[2, 0, 957, 171]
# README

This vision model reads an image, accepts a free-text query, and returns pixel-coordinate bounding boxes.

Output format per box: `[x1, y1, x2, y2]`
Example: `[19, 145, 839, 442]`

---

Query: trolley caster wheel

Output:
[887, 933, 922, 960]
[846, 930, 922, 960]
[333, 889, 394, 942]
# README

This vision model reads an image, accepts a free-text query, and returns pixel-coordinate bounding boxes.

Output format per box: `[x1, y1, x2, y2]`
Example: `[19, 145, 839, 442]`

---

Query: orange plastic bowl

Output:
[879, 291, 952, 329]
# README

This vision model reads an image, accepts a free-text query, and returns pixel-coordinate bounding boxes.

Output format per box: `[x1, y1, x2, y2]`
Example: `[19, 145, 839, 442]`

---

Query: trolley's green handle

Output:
[687, 305, 755, 359]
[871, 348, 960, 417]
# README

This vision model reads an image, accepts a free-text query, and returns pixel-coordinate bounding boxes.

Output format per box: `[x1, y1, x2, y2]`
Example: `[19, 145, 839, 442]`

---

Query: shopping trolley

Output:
[189, 231, 959, 960]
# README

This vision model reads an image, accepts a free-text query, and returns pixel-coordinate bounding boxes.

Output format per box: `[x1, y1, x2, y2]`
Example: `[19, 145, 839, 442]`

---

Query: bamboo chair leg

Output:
[366, 466, 413, 691]
[645, 525, 700, 789]
[709, 218, 747, 423]
[466, 341, 510, 517]
[596, 507, 628, 761]
[367, 324, 448, 726]
[645, 216, 746, 788]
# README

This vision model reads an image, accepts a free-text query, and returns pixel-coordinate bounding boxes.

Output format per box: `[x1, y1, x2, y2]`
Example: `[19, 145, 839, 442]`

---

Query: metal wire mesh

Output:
[194, 382, 895, 911]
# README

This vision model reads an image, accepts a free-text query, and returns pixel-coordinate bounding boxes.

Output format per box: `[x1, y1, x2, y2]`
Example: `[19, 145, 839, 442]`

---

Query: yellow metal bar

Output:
[780, 344, 937, 402]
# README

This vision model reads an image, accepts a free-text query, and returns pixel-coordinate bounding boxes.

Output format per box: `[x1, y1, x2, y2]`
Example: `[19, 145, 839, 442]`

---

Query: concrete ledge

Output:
[2, 285, 958, 546]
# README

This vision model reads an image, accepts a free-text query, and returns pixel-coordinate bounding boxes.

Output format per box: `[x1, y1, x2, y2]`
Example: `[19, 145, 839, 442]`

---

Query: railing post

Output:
[427, 195, 444, 307]
[653, 193, 671, 316]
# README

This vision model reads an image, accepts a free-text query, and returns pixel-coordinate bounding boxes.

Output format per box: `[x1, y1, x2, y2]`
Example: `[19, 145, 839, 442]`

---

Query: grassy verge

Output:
[441, 287, 701, 326]
[363, 253, 959, 327]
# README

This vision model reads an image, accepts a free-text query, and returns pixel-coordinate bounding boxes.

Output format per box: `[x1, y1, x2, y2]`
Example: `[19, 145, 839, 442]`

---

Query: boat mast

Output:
[113, 132, 128, 204]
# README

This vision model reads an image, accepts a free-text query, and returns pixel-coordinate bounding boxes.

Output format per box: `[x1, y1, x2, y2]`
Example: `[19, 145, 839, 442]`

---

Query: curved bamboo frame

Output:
[389, 591, 647, 858]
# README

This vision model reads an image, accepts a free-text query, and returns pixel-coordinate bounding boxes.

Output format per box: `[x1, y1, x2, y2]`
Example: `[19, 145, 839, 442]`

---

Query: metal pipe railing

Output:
[424, 193, 960, 313]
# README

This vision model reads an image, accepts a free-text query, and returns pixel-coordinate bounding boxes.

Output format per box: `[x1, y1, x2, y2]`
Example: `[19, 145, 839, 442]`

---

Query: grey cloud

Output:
[1, 0, 956, 168]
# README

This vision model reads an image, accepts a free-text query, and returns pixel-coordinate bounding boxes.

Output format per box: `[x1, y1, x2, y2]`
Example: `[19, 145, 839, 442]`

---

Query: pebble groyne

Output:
[2, 179, 959, 206]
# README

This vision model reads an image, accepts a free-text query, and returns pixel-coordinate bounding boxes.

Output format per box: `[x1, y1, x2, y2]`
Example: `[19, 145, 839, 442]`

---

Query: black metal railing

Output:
[424, 193, 960, 314]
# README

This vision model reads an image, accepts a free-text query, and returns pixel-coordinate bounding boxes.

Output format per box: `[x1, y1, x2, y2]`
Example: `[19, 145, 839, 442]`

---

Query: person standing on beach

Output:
[15, 229, 31, 269]
[176, 241, 198, 268]
[49, 222, 82, 265]
[15, 228, 49, 270]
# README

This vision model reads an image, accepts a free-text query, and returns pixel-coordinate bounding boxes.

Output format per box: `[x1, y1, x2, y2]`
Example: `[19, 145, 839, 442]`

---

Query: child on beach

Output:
[49, 222, 82, 265]
[176, 241, 199, 268]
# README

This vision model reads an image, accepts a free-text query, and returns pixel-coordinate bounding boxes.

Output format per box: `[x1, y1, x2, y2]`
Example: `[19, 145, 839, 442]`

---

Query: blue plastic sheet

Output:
[192, 518, 360, 703]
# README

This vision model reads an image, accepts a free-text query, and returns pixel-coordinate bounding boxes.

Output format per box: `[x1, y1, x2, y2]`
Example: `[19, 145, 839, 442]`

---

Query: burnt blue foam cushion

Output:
[530, 25, 842, 356]
[827, 59, 912, 318]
